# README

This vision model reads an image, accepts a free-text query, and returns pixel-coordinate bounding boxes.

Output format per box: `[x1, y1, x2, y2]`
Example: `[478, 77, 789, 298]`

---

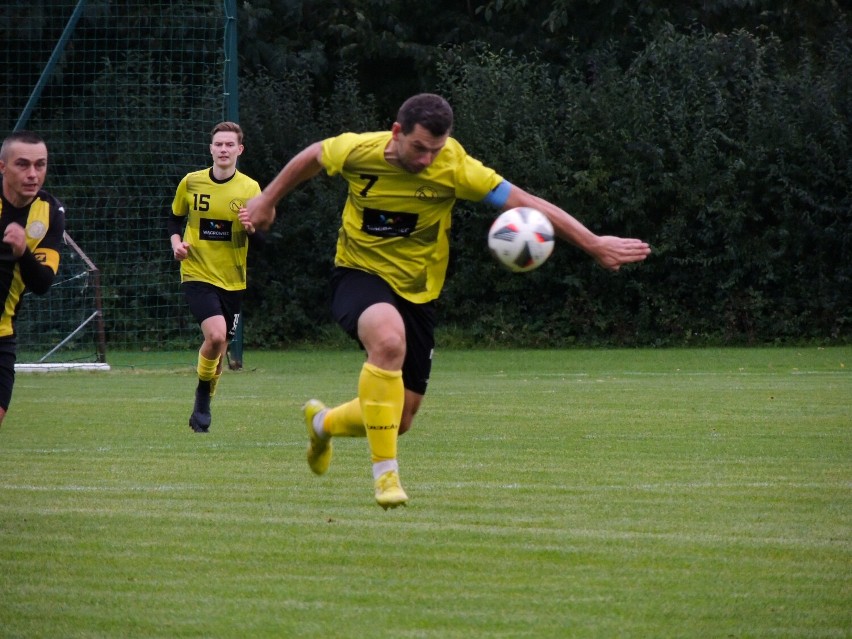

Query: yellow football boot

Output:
[374, 470, 408, 510]
[303, 399, 332, 475]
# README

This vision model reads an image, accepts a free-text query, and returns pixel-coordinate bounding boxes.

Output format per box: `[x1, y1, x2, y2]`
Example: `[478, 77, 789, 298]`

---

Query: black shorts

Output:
[0, 347, 15, 411]
[330, 267, 436, 395]
[181, 281, 244, 340]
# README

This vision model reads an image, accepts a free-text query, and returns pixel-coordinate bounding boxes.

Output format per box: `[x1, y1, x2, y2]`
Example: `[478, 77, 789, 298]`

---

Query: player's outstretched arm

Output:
[503, 186, 651, 271]
[245, 142, 325, 231]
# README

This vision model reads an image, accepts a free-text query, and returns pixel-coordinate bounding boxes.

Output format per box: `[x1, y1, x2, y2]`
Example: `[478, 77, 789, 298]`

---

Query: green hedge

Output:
[239, 28, 851, 347]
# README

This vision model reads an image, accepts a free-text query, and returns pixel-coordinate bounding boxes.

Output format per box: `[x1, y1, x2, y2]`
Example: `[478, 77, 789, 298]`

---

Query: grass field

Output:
[1, 347, 849, 638]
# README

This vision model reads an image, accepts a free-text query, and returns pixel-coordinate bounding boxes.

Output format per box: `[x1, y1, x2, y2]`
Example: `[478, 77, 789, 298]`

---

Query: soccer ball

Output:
[487, 207, 555, 272]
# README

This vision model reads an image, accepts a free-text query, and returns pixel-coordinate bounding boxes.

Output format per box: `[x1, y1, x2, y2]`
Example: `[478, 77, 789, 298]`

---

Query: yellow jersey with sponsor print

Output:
[171, 168, 261, 291]
[321, 131, 503, 303]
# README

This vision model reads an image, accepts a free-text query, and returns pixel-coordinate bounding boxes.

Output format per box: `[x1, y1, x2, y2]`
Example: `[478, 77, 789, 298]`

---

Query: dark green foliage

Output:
[8, 2, 847, 350]
[465, 28, 848, 345]
[2, 2, 224, 349]
[237, 70, 382, 344]
[239, 22, 850, 346]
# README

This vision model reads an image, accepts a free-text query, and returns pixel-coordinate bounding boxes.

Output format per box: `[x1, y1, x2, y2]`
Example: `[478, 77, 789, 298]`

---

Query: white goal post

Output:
[14, 231, 110, 372]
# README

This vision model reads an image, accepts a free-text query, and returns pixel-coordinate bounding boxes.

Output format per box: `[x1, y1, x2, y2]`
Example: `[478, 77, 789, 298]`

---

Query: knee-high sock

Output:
[197, 352, 218, 382]
[359, 362, 403, 463]
[324, 398, 366, 437]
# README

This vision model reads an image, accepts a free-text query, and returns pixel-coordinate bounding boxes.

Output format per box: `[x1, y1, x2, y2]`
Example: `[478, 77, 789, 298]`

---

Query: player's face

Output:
[391, 123, 448, 173]
[209, 132, 243, 171]
[0, 141, 48, 208]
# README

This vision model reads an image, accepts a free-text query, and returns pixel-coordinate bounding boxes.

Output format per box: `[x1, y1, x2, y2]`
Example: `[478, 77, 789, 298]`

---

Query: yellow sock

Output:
[324, 398, 366, 437]
[197, 352, 218, 382]
[209, 372, 222, 397]
[359, 362, 403, 463]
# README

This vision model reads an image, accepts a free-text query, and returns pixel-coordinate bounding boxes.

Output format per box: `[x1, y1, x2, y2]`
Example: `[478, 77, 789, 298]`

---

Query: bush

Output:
[239, 28, 851, 347]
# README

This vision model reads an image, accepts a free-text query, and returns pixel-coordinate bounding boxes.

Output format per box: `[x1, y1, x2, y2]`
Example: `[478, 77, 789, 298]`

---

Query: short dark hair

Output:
[0, 131, 46, 161]
[210, 121, 244, 144]
[396, 93, 453, 136]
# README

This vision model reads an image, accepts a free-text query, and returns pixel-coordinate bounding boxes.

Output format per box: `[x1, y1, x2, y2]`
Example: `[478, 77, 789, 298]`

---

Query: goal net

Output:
[14, 232, 108, 372]
[1, 1, 233, 367]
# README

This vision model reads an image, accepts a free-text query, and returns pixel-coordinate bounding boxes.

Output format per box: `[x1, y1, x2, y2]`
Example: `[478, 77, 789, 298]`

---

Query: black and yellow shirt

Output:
[171, 168, 261, 291]
[321, 131, 503, 303]
[0, 190, 65, 341]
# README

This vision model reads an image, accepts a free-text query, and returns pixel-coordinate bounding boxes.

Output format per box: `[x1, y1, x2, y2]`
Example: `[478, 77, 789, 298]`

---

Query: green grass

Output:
[1, 347, 849, 638]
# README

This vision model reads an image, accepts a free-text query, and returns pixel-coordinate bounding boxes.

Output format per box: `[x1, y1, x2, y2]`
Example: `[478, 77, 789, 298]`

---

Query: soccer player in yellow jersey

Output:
[0, 131, 65, 428]
[245, 94, 651, 508]
[169, 122, 262, 433]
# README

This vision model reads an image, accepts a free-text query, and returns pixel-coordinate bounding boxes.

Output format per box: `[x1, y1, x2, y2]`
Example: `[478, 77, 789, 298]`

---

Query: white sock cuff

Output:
[372, 459, 399, 480]
[313, 409, 328, 438]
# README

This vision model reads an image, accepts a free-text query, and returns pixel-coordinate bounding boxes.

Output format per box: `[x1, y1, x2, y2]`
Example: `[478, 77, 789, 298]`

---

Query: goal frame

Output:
[14, 231, 110, 373]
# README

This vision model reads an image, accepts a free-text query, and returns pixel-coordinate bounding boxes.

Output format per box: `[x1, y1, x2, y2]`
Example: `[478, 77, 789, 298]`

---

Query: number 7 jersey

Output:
[321, 131, 503, 304]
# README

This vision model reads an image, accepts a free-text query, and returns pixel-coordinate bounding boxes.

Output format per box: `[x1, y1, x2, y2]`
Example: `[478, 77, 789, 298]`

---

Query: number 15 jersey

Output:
[171, 168, 261, 291]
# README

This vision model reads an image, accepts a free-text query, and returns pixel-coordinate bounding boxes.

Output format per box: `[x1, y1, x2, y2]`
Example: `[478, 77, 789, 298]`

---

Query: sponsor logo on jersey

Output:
[199, 218, 232, 242]
[362, 208, 417, 237]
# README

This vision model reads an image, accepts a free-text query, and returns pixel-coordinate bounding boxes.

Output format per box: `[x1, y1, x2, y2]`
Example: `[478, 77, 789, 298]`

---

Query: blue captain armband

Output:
[482, 180, 512, 208]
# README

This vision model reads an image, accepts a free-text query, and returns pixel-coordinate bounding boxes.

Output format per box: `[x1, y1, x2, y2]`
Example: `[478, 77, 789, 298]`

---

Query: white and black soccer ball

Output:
[487, 207, 555, 272]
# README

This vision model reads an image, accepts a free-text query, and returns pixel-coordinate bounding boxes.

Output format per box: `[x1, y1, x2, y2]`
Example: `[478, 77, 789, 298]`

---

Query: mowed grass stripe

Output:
[1, 347, 849, 638]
